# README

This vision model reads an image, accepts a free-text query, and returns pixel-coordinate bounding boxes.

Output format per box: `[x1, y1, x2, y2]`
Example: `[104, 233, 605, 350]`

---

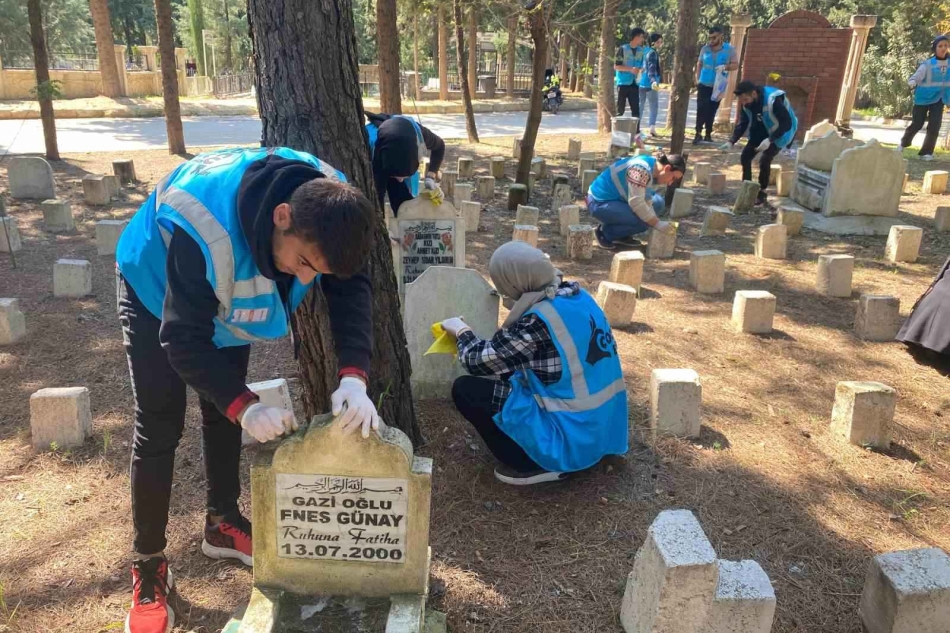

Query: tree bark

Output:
[89, 0, 122, 97]
[28, 0, 59, 161]
[584, 43, 595, 98]
[570, 39, 581, 91]
[669, 0, 700, 154]
[413, 13, 422, 101]
[515, 4, 547, 184]
[454, 0, 479, 142]
[438, 3, 449, 100]
[154, 0, 186, 154]
[222, 0, 233, 73]
[597, 0, 618, 132]
[189, 0, 206, 76]
[559, 32, 570, 85]
[377, 0, 402, 113]
[247, 0, 419, 443]
[506, 14, 517, 96]
[574, 43, 585, 93]
[467, 4, 477, 91]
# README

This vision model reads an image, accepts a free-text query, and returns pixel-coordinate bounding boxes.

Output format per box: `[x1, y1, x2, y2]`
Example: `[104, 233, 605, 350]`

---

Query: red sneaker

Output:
[201, 511, 253, 566]
[125, 557, 174, 633]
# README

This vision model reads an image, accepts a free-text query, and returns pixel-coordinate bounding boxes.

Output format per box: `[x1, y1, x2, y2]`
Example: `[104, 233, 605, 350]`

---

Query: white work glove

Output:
[908, 79, 917, 89]
[240, 402, 293, 443]
[332, 376, 380, 439]
[756, 138, 772, 152]
[440, 317, 471, 338]
[655, 220, 674, 235]
[651, 82, 659, 91]
[719, 142, 734, 152]
[421, 177, 444, 206]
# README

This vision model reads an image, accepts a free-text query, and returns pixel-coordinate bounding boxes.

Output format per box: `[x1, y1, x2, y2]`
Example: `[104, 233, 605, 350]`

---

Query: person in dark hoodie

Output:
[114, 147, 378, 633]
[897, 255, 950, 377]
[365, 113, 446, 215]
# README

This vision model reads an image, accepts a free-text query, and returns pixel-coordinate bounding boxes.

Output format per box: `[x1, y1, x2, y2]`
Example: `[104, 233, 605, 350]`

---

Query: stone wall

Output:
[2, 69, 105, 100]
[126, 71, 162, 97]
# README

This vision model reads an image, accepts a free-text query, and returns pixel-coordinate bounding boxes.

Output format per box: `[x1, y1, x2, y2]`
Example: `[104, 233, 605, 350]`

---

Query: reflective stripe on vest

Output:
[916, 58, 950, 105]
[615, 44, 640, 86]
[590, 155, 656, 202]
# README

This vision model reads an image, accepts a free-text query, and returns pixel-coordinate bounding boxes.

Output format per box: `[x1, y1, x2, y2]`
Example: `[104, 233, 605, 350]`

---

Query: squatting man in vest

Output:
[439, 241, 630, 486]
[900, 35, 950, 162]
[114, 147, 381, 633]
[719, 80, 799, 207]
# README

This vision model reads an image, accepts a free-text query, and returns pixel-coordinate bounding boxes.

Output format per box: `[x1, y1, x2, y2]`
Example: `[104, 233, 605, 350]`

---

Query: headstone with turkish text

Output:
[394, 197, 465, 294]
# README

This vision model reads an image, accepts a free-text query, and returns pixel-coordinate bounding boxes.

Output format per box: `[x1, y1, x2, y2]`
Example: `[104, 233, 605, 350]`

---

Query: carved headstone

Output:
[394, 198, 465, 294]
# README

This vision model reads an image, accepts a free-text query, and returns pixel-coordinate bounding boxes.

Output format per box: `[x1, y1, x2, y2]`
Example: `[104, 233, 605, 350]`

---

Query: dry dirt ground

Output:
[0, 131, 948, 633]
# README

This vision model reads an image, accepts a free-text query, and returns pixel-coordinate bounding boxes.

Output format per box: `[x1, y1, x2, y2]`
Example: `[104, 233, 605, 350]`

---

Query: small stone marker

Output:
[393, 198, 465, 294]
[552, 183, 572, 212]
[512, 224, 539, 247]
[768, 164, 782, 186]
[457, 157, 474, 179]
[579, 151, 596, 160]
[689, 250, 725, 294]
[754, 224, 787, 260]
[732, 290, 776, 334]
[9, 156, 56, 199]
[936, 206, 950, 232]
[578, 157, 595, 178]
[581, 169, 598, 193]
[476, 176, 495, 200]
[595, 281, 637, 326]
[816, 254, 854, 297]
[859, 547, 950, 633]
[608, 131, 632, 158]
[530, 157, 546, 178]
[902, 173, 909, 194]
[733, 180, 760, 214]
[776, 169, 792, 197]
[112, 159, 136, 183]
[693, 162, 712, 185]
[646, 224, 677, 259]
[0, 217, 22, 253]
[777, 205, 804, 236]
[551, 174, 570, 187]
[568, 138, 582, 160]
[558, 205, 580, 237]
[83, 175, 112, 206]
[507, 184, 528, 211]
[527, 172, 536, 198]
[453, 183, 473, 209]
[831, 381, 895, 449]
[884, 225, 923, 263]
[53, 259, 92, 298]
[669, 188, 695, 218]
[0, 298, 26, 345]
[441, 171, 458, 200]
[515, 205, 539, 226]
[922, 170, 948, 195]
[701, 207, 733, 237]
[566, 224, 593, 260]
[30, 387, 92, 451]
[707, 172, 726, 195]
[41, 199, 75, 233]
[460, 200, 481, 232]
[649, 369, 702, 438]
[610, 251, 644, 291]
[242, 378, 296, 446]
[706, 560, 777, 633]
[855, 294, 901, 342]
[96, 220, 129, 256]
[512, 137, 523, 159]
[612, 116, 638, 135]
[104, 175, 120, 199]
[490, 157, 506, 180]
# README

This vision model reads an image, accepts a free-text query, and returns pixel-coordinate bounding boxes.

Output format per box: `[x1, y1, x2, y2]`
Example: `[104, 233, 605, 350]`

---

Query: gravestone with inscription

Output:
[394, 197, 465, 295]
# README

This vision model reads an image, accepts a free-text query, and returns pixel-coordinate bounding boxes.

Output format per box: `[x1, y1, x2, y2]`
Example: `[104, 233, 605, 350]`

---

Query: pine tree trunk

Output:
[413, 13, 422, 101]
[559, 33, 570, 85]
[377, 0, 402, 113]
[669, 0, 700, 154]
[597, 0, 618, 132]
[222, 0, 233, 72]
[246, 0, 419, 442]
[455, 0, 479, 142]
[154, 0, 186, 154]
[584, 44, 595, 98]
[515, 4, 547, 184]
[570, 39, 581, 91]
[28, 0, 59, 161]
[88, 0, 121, 97]
[506, 15, 517, 96]
[574, 43, 585, 93]
[467, 4, 477, 91]
[189, 0, 206, 76]
[438, 4, 449, 100]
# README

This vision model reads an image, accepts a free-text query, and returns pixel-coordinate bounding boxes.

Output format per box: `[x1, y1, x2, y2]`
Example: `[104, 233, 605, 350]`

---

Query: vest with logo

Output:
[914, 57, 950, 106]
[495, 291, 629, 473]
[637, 46, 656, 89]
[588, 155, 656, 202]
[116, 147, 345, 348]
[698, 43, 733, 87]
[615, 44, 643, 87]
[742, 87, 799, 149]
[366, 115, 426, 196]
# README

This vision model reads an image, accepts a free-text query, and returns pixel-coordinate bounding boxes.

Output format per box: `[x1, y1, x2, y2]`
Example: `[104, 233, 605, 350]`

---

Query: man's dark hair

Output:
[650, 33, 663, 44]
[733, 80, 758, 96]
[287, 178, 375, 278]
[709, 25, 724, 35]
[629, 27, 646, 41]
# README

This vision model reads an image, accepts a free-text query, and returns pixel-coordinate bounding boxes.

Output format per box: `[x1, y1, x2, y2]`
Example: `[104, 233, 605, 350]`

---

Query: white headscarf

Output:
[489, 241, 561, 328]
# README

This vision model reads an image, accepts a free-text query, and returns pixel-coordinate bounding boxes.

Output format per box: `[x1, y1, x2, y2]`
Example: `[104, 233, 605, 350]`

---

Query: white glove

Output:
[908, 79, 917, 89]
[719, 142, 733, 152]
[651, 82, 659, 91]
[756, 138, 772, 152]
[424, 177, 438, 190]
[240, 402, 293, 443]
[332, 376, 380, 439]
[420, 177, 444, 206]
[440, 316, 471, 338]
[655, 220, 674, 235]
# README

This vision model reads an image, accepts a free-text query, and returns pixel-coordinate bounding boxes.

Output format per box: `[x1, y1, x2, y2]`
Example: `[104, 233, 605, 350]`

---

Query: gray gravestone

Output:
[394, 197, 465, 295]
[9, 157, 55, 200]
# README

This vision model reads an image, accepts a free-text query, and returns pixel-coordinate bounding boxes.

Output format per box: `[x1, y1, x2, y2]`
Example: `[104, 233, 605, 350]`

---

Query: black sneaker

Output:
[202, 510, 253, 567]
[692, 134, 703, 145]
[754, 191, 768, 207]
[704, 133, 713, 143]
[594, 225, 616, 249]
[494, 465, 569, 486]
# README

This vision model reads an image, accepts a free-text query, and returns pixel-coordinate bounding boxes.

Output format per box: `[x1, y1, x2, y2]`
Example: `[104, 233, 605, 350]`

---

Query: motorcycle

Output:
[541, 85, 561, 114]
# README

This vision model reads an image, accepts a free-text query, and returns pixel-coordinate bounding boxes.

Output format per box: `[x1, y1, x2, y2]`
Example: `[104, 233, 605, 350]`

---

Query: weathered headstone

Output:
[768, 165, 782, 186]
[608, 131, 632, 159]
[646, 225, 677, 259]
[507, 184, 528, 211]
[552, 183, 572, 213]
[457, 157, 474, 179]
[776, 169, 792, 197]
[777, 205, 804, 236]
[9, 156, 55, 199]
[831, 381, 895, 449]
[566, 224, 594, 260]
[669, 189, 695, 219]
[732, 291, 776, 334]
[30, 387, 92, 451]
[689, 250, 725, 294]
[83, 175, 111, 206]
[530, 157, 546, 178]
[96, 219, 129, 256]
[610, 251, 644, 291]
[527, 172, 536, 198]
[884, 225, 923, 263]
[41, 199, 75, 233]
[936, 207, 950, 233]
[707, 173, 726, 195]
[816, 254, 854, 297]
[453, 183, 473, 209]
[551, 174, 570, 188]
[0, 298, 26, 345]
[567, 138, 582, 160]
[490, 157, 506, 180]
[581, 170, 598, 193]
[859, 547, 950, 633]
[578, 157, 595, 178]
[242, 378, 297, 447]
[476, 176, 495, 200]
[612, 116, 638, 135]
[393, 198, 465, 294]
[558, 205, 580, 237]
[804, 119, 836, 144]
[512, 137, 523, 159]
[512, 225, 539, 247]
[595, 281, 637, 326]
[515, 205, 539, 226]
[0, 217, 22, 253]
[650, 369, 702, 438]
[693, 162, 712, 186]
[113, 159, 136, 184]
[733, 181, 760, 214]
[706, 560, 777, 633]
[53, 259, 93, 298]
[754, 224, 787, 260]
[441, 171, 458, 200]
[700, 207, 733, 237]
[460, 201, 481, 232]
[855, 294, 901, 342]
[104, 175, 120, 199]
[922, 170, 948, 195]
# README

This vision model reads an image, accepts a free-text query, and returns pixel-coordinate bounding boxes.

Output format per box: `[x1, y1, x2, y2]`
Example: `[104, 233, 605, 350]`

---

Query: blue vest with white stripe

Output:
[742, 87, 799, 149]
[366, 115, 426, 196]
[698, 43, 733, 87]
[637, 47, 655, 89]
[914, 57, 950, 106]
[116, 147, 345, 348]
[615, 44, 642, 87]
[588, 155, 656, 202]
[495, 291, 629, 473]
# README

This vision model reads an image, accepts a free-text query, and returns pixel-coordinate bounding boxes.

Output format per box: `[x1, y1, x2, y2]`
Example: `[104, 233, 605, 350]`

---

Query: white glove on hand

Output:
[440, 317, 471, 338]
[332, 376, 380, 439]
[651, 82, 659, 91]
[719, 142, 734, 152]
[756, 138, 772, 152]
[424, 177, 438, 190]
[908, 79, 918, 89]
[240, 402, 292, 443]
[655, 220, 675, 235]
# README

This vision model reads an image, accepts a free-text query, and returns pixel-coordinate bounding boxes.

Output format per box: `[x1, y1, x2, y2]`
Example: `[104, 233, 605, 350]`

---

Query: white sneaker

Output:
[921, 154, 934, 161]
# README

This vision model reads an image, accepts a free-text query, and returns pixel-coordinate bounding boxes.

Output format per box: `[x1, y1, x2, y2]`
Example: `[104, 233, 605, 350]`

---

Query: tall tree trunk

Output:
[247, 0, 419, 443]
[222, 0, 233, 72]
[467, 4, 477, 90]
[669, 0, 700, 154]
[454, 0, 479, 142]
[515, 4, 547, 184]
[506, 14, 516, 96]
[89, 0, 121, 97]
[597, 0, 618, 132]
[413, 13, 421, 101]
[570, 39, 581, 91]
[189, 0, 206, 76]
[125, 17, 135, 61]
[574, 43, 585, 93]
[28, 0, 59, 161]
[584, 43, 595, 98]
[154, 0, 185, 154]
[438, 3, 449, 100]
[559, 33, 570, 85]
[377, 0, 402, 113]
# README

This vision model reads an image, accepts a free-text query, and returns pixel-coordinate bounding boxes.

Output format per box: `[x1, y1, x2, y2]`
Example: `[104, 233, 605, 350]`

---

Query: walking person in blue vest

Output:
[615, 28, 646, 121]
[115, 147, 381, 633]
[693, 25, 739, 145]
[900, 35, 950, 161]
[720, 80, 798, 207]
[365, 113, 446, 215]
[638, 33, 664, 137]
[441, 241, 629, 485]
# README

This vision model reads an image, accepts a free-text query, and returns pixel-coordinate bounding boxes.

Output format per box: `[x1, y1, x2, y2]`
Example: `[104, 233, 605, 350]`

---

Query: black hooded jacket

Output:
[367, 113, 445, 211]
[730, 88, 793, 145]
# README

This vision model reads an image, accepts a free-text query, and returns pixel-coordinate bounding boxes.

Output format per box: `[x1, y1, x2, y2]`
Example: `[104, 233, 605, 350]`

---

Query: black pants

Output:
[900, 101, 945, 156]
[118, 274, 247, 555]
[451, 376, 542, 473]
[741, 132, 782, 192]
[695, 84, 721, 137]
[617, 84, 640, 120]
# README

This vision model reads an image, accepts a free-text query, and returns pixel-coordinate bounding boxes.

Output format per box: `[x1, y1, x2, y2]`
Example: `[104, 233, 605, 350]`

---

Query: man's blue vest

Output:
[637, 46, 655, 89]
[698, 43, 733, 87]
[914, 57, 950, 106]
[366, 115, 426, 196]
[589, 155, 656, 202]
[116, 147, 345, 348]
[742, 87, 799, 149]
[615, 44, 643, 87]
[495, 291, 629, 473]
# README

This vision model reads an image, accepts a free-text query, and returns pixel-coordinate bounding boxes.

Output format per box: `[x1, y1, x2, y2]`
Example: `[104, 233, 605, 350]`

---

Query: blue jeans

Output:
[588, 196, 652, 243]
[638, 88, 659, 128]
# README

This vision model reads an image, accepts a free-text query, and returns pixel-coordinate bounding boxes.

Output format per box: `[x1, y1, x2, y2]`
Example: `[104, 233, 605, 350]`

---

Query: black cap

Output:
[629, 27, 646, 40]
[734, 80, 757, 96]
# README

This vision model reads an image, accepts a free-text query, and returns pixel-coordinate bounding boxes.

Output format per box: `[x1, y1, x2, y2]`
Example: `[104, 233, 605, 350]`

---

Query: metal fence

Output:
[2, 50, 100, 71]
[213, 72, 255, 97]
[405, 60, 533, 96]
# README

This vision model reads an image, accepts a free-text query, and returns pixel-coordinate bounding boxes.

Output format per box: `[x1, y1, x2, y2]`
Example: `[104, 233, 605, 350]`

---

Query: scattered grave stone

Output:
[552, 183, 572, 212]
[777, 205, 804, 236]
[922, 170, 948, 195]
[646, 224, 677, 259]
[512, 137, 523, 159]
[884, 225, 923, 263]
[83, 175, 112, 206]
[706, 560, 777, 633]
[508, 184, 528, 211]
[612, 116, 638, 135]
[608, 131, 632, 159]
[9, 156, 56, 199]
[112, 159, 136, 183]
[610, 251, 644, 291]
[460, 201, 481, 232]
[515, 205, 539, 226]
[242, 379, 296, 446]
[776, 169, 792, 197]
[95, 219, 129, 256]
[453, 183, 473, 209]
[457, 157, 474, 179]
[441, 171, 458, 200]
[854, 294, 901, 342]
[393, 198, 465, 294]
[512, 225, 539, 247]
[578, 157, 595, 178]
[53, 259, 92, 298]
[40, 199, 75, 233]
[733, 181, 760, 214]
[566, 224, 594, 260]
[568, 138, 582, 160]
[902, 173, 909, 194]
[595, 281, 637, 326]
[530, 157, 547, 178]
[858, 547, 950, 633]
[527, 172, 536, 198]
[490, 157, 506, 180]
[669, 189, 695, 219]
[707, 173, 726, 195]
[693, 162, 712, 186]
[769, 165, 782, 186]
[816, 254, 854, 297]
[30, 387, 92, 451]
[732, 291, 776, 334]
[701, 207, 733, 237]
[558, 205, 580, 237]
[0, 298, 26, 345]
[936, 206, 950, 232]
[0, 217, 22, 253]
[104, 175, 120, 199]
[804, 119, 836, 144]
[830, 381, 895, 449]
[579, 151, 596, 160]
[649, 369, 702, 438]
[551, 174, 570, 187]
[476, 176, 495, 200]
[581, 170, 598, 193]
[754, 224, 787, 260]
[689, 250, 725, 294]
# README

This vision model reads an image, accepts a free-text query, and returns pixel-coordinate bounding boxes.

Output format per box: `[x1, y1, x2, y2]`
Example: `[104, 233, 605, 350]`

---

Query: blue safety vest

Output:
[588, 155, 656, 202]
[116, 147, 345, 348]
[742, 87, 799, 149]
[698, 43, 733, 87]
[637, 46, 655, 89]
[495, 291, 629, 473]
[615, 44, 643, 87]
[913, 57, 950, 106]
[366, 115, 426, 197]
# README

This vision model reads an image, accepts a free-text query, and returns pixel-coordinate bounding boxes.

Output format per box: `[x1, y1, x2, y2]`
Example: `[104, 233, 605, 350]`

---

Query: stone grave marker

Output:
[581, 170, 598, 193]
[508, 184, 528, 210]
[568, 138, 582, 160]
[83, 175, 111, 206]
[512, 225, 539, 246]
[0, 298, 26, 345]
[9, 156, 55, 200]
[646, 225, 677, 259]
[453, 183, 473, 209]
[512, 138, 523, 160]
[0, 216, 22, 254]
[777, 205, 804, 236]
[578, 157, 595, 178]
[831, 381, 895, 449]
[393, 198, 465, 295]
[817, 254, 854, 297]
[610, 251, 644, 291]
[530, 157, 547, 178]
[885, 225, 923, 263]
[612, 116, 638, 135]
[854, 295, 901, 342]
[441, 171, 458, 200]
[596, 281, 637, 326]
[53, 259, 93, 298]
[41, 199, 75, 233]
[460, 200, 481, 232]
[693, 162, 712, 186]
[936, 207, 950, 232]
[754, 224, 787, 260]
[30, 387, 92, 451]
[922, 170, 948, 195]
[669, 189, 695, 218]
[769, 165, 782, 186]
[476, 176, 495, 200]
[96, 220, 129, 256]
[733, 181, 760, 214]
[113, 159, 136, 183]
[566, 225, 593, 260]
[859, 547, 950, 633]
[776, 170, 792, 197]
[490, 157, 506, 180]
[558, 205, 580, 237]
[701, 207, 733, 237]
[732, 291, 776, 334]
[552, 183, 572, 213]
[515, 205, 539, 226]
[650, 369, 702, 438]
[707, 173, 726, 195]
[457, 157, 474, 179]
[689, 250, 725, 294]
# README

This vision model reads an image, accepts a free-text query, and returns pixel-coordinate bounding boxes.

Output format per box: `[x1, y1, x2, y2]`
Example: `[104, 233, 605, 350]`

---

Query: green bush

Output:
[858, 12, 922, 119]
